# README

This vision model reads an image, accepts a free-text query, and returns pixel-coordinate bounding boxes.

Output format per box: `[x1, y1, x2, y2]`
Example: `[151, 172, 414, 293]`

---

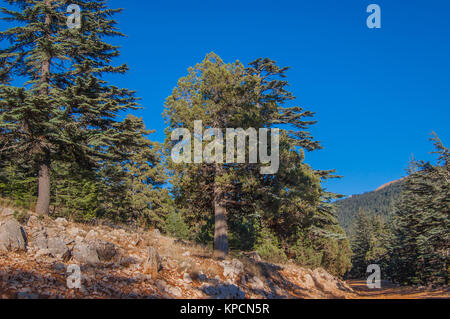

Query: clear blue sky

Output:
[4, 0, 450, 196]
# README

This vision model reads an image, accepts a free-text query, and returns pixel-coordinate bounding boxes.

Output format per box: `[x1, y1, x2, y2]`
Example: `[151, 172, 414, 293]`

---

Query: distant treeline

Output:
[338, 136, 449, 286]
[335, 179, 404, 234]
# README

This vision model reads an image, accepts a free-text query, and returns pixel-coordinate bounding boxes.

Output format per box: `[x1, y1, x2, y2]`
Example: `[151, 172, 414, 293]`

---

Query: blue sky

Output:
[3, 0, 450, 196]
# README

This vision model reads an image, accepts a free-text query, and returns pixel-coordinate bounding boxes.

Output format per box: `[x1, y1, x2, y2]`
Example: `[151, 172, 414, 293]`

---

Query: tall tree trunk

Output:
[213, 165, 229, 259]
[36, 0, 52, 215]
[36, 157, 50, 215]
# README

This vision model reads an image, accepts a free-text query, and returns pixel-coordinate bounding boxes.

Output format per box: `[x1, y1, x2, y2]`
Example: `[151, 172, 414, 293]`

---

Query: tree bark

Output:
[213, 165, 229, 259]
[35, 0, 52, 215]
[36, 157, 51, 215]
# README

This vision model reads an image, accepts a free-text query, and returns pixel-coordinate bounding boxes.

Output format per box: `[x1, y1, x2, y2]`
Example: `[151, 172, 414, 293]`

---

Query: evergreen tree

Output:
[390, 134, 449, 286]
[51, 160, 100, 221]
[164, 53, 262, 258]
[349, 210, 391, 278]
[96, 115, 169, 227]
[0, 0, 141, 215]
[0, 161, 36, 209]
[164, 53, 350, 269]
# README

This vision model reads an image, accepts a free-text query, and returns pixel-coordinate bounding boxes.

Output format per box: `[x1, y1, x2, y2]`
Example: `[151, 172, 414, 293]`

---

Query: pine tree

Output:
[0, 0, 140, 215]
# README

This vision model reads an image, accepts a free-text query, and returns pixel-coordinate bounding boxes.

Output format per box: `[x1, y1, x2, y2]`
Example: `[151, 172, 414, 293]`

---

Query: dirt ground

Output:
[348, 280, 450, 299]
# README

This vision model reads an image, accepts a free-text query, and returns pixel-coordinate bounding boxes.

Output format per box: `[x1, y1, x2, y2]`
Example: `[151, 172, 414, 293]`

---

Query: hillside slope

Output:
[0, 206, 355, 299]
[334, 179, 404, 233]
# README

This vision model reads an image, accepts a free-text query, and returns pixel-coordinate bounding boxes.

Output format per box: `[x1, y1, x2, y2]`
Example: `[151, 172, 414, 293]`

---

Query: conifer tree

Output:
[164, 53, 348, 264]
[164, 53, 255, 258]
[103, 115, 169, 227]
[0, 0, 140, 215]
[390, 134, 449, 285]
[349, 210, 391, 278]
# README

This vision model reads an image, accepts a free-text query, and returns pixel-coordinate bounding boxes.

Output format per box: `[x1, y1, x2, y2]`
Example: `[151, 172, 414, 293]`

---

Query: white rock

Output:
[85, 230, 98, 241]
[1, 208, 15, 217]
[55, 218, 68, 226]
[0, 219, 27, 252]
[183, 273, 193, 284]
[72, 242, 100, 265]
[166, 286, 182, 298]
[67, 227, 80, 237]
[248, 276, 265, 290]
[222, 259, 244, 279]
[35, 248, 52, 258]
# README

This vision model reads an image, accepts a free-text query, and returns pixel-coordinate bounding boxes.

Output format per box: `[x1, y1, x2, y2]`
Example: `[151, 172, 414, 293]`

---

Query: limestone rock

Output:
[72, 242, 100, 265]
[248, 276, 265, 290]
[183, 272, 193, 284]
[301, 273, 316, 290]
[84, 230, 98, 242]
[166, 286, 182, 298]
[1, 208, 15, 217]
[27, 216, 44, 231]
[222, 259, 244, 280]
[67, 227, 80, 237]
[311, 268, 348, 297]
[47, 237, 70, 259]
[30, 231, 48, 250]
[35, 248, 52, 258]
[0, 219, 27, 252]
[55, 218, 68, 227]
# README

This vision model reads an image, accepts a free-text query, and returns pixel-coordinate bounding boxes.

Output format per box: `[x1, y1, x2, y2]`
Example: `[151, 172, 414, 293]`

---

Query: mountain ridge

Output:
[374, 178, 406, 192]
[334, 179, 405, 233]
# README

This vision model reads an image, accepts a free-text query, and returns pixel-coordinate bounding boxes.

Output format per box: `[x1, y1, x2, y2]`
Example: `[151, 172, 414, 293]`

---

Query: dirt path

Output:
[348, 280, 450, 299]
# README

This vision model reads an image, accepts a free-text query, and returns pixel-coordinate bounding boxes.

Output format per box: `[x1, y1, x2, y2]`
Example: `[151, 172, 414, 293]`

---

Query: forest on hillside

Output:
[0, 0, 448, 288]
[335, 179, 404, 233]
[338, 137, 449, 286]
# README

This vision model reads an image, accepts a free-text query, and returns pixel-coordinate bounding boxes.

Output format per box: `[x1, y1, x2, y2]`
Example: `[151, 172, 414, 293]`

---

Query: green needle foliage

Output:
[164, 53, 351, 274]
[0, 0, 141, 215]
[344, 134, 449, 285]
[348, 210, 391, 279]
[390, 134, 449, 286]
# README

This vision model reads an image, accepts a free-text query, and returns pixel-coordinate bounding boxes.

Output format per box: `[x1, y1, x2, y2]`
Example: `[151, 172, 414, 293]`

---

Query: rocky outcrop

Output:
[72, 238, 117, 265]
[0, 219, 27, 252]
[26, 217, 70, 260]
[47, 237, 70, 260]
[0, 206, 357, 300]
[311, 268, 353, 296]
[0, 207, 15, 218]
[221, 259, 244, 281]
[72, 242, 100, 265]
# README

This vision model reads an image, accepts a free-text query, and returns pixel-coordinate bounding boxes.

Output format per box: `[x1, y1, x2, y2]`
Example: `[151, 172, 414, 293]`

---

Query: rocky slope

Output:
[0, 206, 355, 299]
